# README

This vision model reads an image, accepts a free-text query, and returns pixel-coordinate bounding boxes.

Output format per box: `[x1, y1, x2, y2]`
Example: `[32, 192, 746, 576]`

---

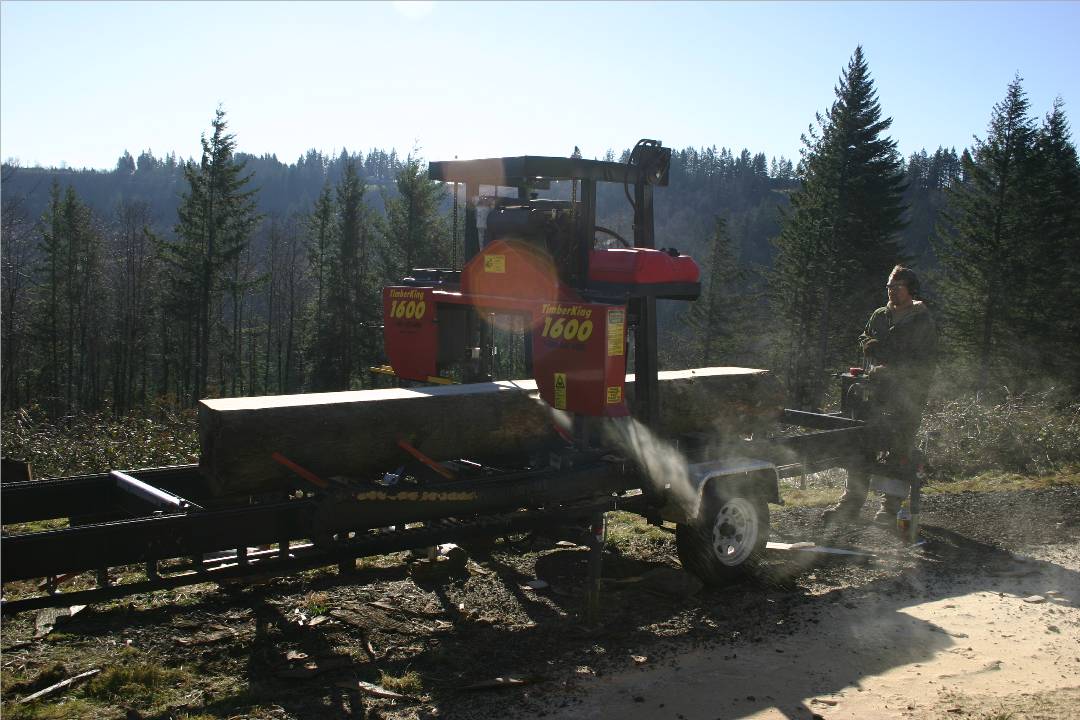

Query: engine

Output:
[483, 198, 585, 287]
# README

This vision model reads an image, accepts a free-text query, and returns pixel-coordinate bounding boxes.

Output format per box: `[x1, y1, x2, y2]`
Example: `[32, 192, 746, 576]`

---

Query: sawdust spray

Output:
[601, 416, 700, 519]
[543, 400, 699, 516]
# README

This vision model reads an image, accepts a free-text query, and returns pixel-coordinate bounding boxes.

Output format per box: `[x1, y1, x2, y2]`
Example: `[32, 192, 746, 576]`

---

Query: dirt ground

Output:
[553, 539, 1080, 720]
[2, 485, 1078, 720]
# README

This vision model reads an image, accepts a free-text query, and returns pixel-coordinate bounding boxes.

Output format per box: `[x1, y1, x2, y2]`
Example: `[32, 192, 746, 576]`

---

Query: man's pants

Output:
[837, 413, 920, 513]
[837, 462, 898, 512]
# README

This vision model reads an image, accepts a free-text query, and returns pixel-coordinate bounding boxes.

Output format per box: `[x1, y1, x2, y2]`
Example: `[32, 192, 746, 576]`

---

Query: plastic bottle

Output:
[896, 503, 912, 535]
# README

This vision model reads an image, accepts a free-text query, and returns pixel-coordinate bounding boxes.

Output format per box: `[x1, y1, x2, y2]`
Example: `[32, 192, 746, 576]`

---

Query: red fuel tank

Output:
[587, 247, 700, 285]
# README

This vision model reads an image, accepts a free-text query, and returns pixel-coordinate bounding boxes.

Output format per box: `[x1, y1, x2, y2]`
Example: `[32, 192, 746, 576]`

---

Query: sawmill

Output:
[0, 140, 919, 615]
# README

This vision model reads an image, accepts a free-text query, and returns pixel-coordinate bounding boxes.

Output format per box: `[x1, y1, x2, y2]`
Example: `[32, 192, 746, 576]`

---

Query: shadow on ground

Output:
[5, 491, 1078, 720]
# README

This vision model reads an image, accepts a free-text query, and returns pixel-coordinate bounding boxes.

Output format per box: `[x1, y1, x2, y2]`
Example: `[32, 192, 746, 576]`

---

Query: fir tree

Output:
[935, 76, 1038, 390]
[109, 198, 159, 414]
[32, 183, 105, 412]
[680, 217, 750, 365]
[381, 154, 447, 277]
[0, 172, 34, 409]
[332, 158, 370, 388]
[307, 158, 379, 390]
[1027, 97, 1080, 384]
[36, 182, 67, 405]
[770, 46, 908, 409]
[306, 180, 336, 386]
[169, 107, 261, 403]
[903, 147, 961, 268]
[115, 151, 135, 175]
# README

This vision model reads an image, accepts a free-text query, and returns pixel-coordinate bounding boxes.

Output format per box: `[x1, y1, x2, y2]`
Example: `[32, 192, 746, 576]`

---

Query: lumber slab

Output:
[198, 367, 784, 497]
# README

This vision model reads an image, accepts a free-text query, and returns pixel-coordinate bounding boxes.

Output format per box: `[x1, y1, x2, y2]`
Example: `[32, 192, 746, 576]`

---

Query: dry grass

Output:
[775, 464, 1080, 508]
[773, 388, 1080, 508]
[923, 465, 1080, 494]
[83, 661, 187, 704]
[300, 590, 330, 616]
[921, 387, 1080, 478]
[2, 645, 193, 720]
[1, 403, 199, 478]
[2, 698, 100, 720]
[378, 669, 423, 694]
[605, 510, 671, 545]
[777, 467, 846, 507]
[777, 485, 843, 508]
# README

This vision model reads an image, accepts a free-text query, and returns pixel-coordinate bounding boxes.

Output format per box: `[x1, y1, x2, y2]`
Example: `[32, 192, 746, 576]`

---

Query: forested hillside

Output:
[3, 50, 1077, 421]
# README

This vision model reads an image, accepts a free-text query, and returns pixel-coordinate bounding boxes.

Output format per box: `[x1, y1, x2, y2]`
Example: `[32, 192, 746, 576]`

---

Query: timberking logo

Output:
[540, 303, 593, 319]
[389, 288, 425, 300]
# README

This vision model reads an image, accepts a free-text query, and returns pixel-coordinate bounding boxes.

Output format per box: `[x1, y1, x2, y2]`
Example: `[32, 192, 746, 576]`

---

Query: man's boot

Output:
[873, 495, 902, 525]
[822, 467, 870, 526]
[822, 495, 863, 526]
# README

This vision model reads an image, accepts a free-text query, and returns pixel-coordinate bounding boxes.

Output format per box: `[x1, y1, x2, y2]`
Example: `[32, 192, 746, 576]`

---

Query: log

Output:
[198, 367, 784, 498]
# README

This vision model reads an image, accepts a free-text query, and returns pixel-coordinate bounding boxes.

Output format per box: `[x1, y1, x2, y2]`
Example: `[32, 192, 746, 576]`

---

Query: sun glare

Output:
[392, 1, 434, 21]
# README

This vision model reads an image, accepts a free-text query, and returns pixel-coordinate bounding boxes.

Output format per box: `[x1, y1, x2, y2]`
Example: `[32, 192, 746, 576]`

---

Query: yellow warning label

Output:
[484, 254, 506, 273]
[607, 309, 625, 356]
[606, 386, 622, 404]
[553, 372, 567, 410]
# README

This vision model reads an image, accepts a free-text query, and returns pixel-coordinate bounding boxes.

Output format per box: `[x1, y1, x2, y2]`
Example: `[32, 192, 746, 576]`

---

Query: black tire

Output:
[676, 494, 769, 586]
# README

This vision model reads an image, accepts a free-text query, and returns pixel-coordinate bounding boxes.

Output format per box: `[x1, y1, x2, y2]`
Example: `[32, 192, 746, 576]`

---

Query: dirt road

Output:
[2, 486, 1078, 720]
[549, 542, 1080, 719]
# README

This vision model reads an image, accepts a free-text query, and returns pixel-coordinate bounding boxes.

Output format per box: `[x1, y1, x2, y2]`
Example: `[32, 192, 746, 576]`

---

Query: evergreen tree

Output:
[136, 150, 159, 174]
[263, 212, 308, 394]
[770, 46, 908, 409]
[935, 76, 1039, 390]
[109, 198, 159, 414]
[381, 154, 447, 277]
[1, 172, 35, 409]
[116, 150, 136, 175]
[903, 147, 961, 268]
[36, 182, 67, 405]
[334, 158, 368, 388]
[64, 186, 107, 410]
[1027, 97, 1080, 385]
[32, 183, 106, 413]
[169, 107, 261, 403]
[308, 159, 379, 390]
[680, 217, 751, 365]
[306, 180, 337, 388]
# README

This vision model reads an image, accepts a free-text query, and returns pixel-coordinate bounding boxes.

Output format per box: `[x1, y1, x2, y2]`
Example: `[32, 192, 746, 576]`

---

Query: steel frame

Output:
[1, 412, 881, 613]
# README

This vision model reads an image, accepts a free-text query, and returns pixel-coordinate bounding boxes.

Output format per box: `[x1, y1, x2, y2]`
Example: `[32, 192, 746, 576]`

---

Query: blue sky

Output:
[2, 1, 1077, 170]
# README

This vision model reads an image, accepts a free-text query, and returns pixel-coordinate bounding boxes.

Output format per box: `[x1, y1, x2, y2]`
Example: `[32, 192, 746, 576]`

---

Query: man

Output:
[823, 265, 938, 525]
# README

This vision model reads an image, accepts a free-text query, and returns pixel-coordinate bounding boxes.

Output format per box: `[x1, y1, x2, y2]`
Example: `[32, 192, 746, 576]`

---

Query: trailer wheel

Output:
[676, 494, 768, 586]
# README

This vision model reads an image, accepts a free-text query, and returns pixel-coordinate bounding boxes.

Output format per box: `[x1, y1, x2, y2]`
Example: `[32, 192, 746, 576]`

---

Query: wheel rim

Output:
[709, 497, 760, 566]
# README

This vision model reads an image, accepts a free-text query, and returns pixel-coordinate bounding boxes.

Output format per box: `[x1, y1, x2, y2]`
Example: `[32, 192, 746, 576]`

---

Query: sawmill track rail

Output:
[0, 457, 643, 614]
[0, 496, 635, 614]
